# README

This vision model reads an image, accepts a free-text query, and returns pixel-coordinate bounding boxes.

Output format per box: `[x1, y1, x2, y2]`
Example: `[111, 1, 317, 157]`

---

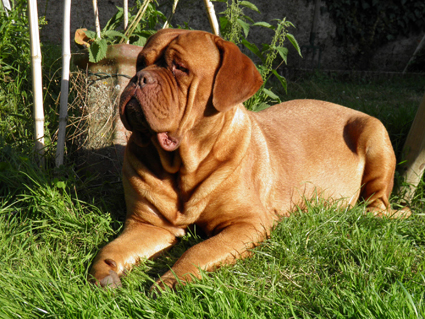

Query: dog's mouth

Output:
[124, 97, 181, 152]
[157, 132, 181, 152]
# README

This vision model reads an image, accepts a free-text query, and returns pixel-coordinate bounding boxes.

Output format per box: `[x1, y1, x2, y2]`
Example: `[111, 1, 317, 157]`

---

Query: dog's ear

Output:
[212, 38, 263, 112]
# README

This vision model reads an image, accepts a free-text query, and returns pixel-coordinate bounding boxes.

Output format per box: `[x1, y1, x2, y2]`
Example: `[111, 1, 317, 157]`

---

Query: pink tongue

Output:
[157, 132, 180, 151]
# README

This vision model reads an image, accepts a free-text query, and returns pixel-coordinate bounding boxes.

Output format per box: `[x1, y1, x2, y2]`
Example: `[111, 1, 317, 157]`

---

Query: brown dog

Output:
[89, 29, 409, 290]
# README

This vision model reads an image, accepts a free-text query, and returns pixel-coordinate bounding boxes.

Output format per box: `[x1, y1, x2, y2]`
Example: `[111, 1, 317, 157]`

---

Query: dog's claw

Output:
[99, 270, 122, 288]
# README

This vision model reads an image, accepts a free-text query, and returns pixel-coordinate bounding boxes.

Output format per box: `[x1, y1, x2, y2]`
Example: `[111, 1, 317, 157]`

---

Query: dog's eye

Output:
[172, 61, 188, 75]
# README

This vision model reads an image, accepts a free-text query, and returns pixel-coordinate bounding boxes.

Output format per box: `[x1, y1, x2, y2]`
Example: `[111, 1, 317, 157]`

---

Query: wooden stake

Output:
[56, 0, 72, 167]
[120, 0, 150, 43]
[163, 0, 179, 29]
[403, 34, 425, 74]
[1, 0, 11, 16]
[124, 0, 129, 43]
[203, 0, 220, 36]
[401, 91, 425, 200]
[28, 0, 45, 167]
[92, 0, 101, 38]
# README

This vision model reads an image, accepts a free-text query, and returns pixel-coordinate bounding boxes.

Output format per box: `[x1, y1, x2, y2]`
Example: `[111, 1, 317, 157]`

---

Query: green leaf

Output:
[252, 21, 275, 29]
[241, 39, 264, 62]
[240, 1, 261, 13]
[237, 19, 250, 38]
[243, 15, 255, 24]
[103, 7, 124, 32]
[131, 36, 147, 47]
[53, 178, 66, 190]
[275, 46, 288, 64]
[286, 33, 302, 57]
[103, 30, 128, 42]
[272, 69, 287, 93]
[262, 88, 280, 100]
[255, 103, 272, 112]
[84, 30, 97, 40]
[219, 16, 229, 30]
[88, 39, 108, 63]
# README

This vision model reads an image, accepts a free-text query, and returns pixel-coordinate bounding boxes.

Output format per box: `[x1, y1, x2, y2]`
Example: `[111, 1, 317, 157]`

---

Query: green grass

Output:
[1, 73, 425, 317]
[0, 158, 424, 317]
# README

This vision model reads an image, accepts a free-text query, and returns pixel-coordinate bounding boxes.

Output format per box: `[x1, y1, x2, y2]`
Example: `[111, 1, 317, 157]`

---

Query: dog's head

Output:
[119, 29, 263, 152]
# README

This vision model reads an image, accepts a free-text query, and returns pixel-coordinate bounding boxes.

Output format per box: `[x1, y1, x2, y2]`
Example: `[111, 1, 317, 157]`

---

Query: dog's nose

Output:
[136, 71, 156, 88]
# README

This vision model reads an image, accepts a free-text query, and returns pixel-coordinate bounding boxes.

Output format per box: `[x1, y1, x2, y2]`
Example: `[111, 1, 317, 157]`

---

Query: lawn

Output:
[1, 4, 425, 316]
[1, 69, 424, 317]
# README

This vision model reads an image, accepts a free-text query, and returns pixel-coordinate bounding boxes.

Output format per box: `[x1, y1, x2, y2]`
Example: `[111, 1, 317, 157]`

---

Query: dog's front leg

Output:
[89, 219, 178, 288]
[152, 221, 267, 291]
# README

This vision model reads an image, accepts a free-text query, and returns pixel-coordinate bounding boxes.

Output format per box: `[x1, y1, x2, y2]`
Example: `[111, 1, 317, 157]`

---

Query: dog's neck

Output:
[126, 105, 253, 226]
[175, 105, 252, 204]
[180, 105, 250, 170]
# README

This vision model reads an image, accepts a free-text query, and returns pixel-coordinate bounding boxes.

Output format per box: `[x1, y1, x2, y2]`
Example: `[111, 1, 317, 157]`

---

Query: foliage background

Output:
[32, 0, 425, 72]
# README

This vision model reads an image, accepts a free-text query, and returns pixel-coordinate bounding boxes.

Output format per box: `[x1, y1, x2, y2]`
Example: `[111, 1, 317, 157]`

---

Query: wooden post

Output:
[203, 0, 220, 36]
[28, 0, 45, 167]
[123, 0, 129, 43]
[92, 0, 101, 38]
[403, 34, 425, 74]
[163, 0, 179, 29]
[1, 0, 11, 16]
[401, 92, 425, 200]
[121, 0, 150, 43]
[56, 0, 72, 167]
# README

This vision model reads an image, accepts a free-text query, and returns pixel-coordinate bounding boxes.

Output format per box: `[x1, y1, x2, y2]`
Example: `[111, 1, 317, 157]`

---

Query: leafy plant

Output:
[0, 0, 49, 157]
[0, 0, 32, 109]
[82, 0, 167, 63]
[215, 0, 302, 111]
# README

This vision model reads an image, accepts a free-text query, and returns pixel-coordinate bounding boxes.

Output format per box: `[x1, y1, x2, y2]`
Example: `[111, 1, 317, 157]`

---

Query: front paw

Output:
[89, 258, 122, 288]
[150, 274, 181, 295]
[98, 270, 122, 288]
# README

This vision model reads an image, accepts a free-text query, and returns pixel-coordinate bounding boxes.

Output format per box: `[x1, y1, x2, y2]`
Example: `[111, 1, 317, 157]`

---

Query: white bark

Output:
[163, 0, 179, 29]
[92, 0, 101, 38]
[124, 0, 128, 43]
[56, 0, 72, 167]
[1, 0, 11, 16]
[401, 92, 425, 200]
[28, 0, 45, 167]
[203, 0, 220, 36]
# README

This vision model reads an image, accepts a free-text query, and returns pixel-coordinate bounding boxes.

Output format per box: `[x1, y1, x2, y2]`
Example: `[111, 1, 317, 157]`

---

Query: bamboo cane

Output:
[28, 0, 45, 167]
[120, 0, 150, 44]
[163, 0, 179, 29]
[56, 0, 72, 167]
[401, 92, 425, 201]
[92, 0, 101, 38]
[124, 0, 129, 43]
[403, 34, 425, 74]
[1, 0, 11, 16]
[203, 0, 220, 36]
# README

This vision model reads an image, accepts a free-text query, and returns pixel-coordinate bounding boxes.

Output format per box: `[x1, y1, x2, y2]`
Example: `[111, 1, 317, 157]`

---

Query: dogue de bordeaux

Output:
[89, 29, 410, 291]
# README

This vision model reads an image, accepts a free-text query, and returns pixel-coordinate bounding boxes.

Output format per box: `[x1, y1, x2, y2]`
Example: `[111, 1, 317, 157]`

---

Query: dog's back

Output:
[250, 99, 396, 211]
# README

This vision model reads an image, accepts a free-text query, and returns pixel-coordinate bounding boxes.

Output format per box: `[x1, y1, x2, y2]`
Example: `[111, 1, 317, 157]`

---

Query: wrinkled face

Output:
[119, 30, 221, 152]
